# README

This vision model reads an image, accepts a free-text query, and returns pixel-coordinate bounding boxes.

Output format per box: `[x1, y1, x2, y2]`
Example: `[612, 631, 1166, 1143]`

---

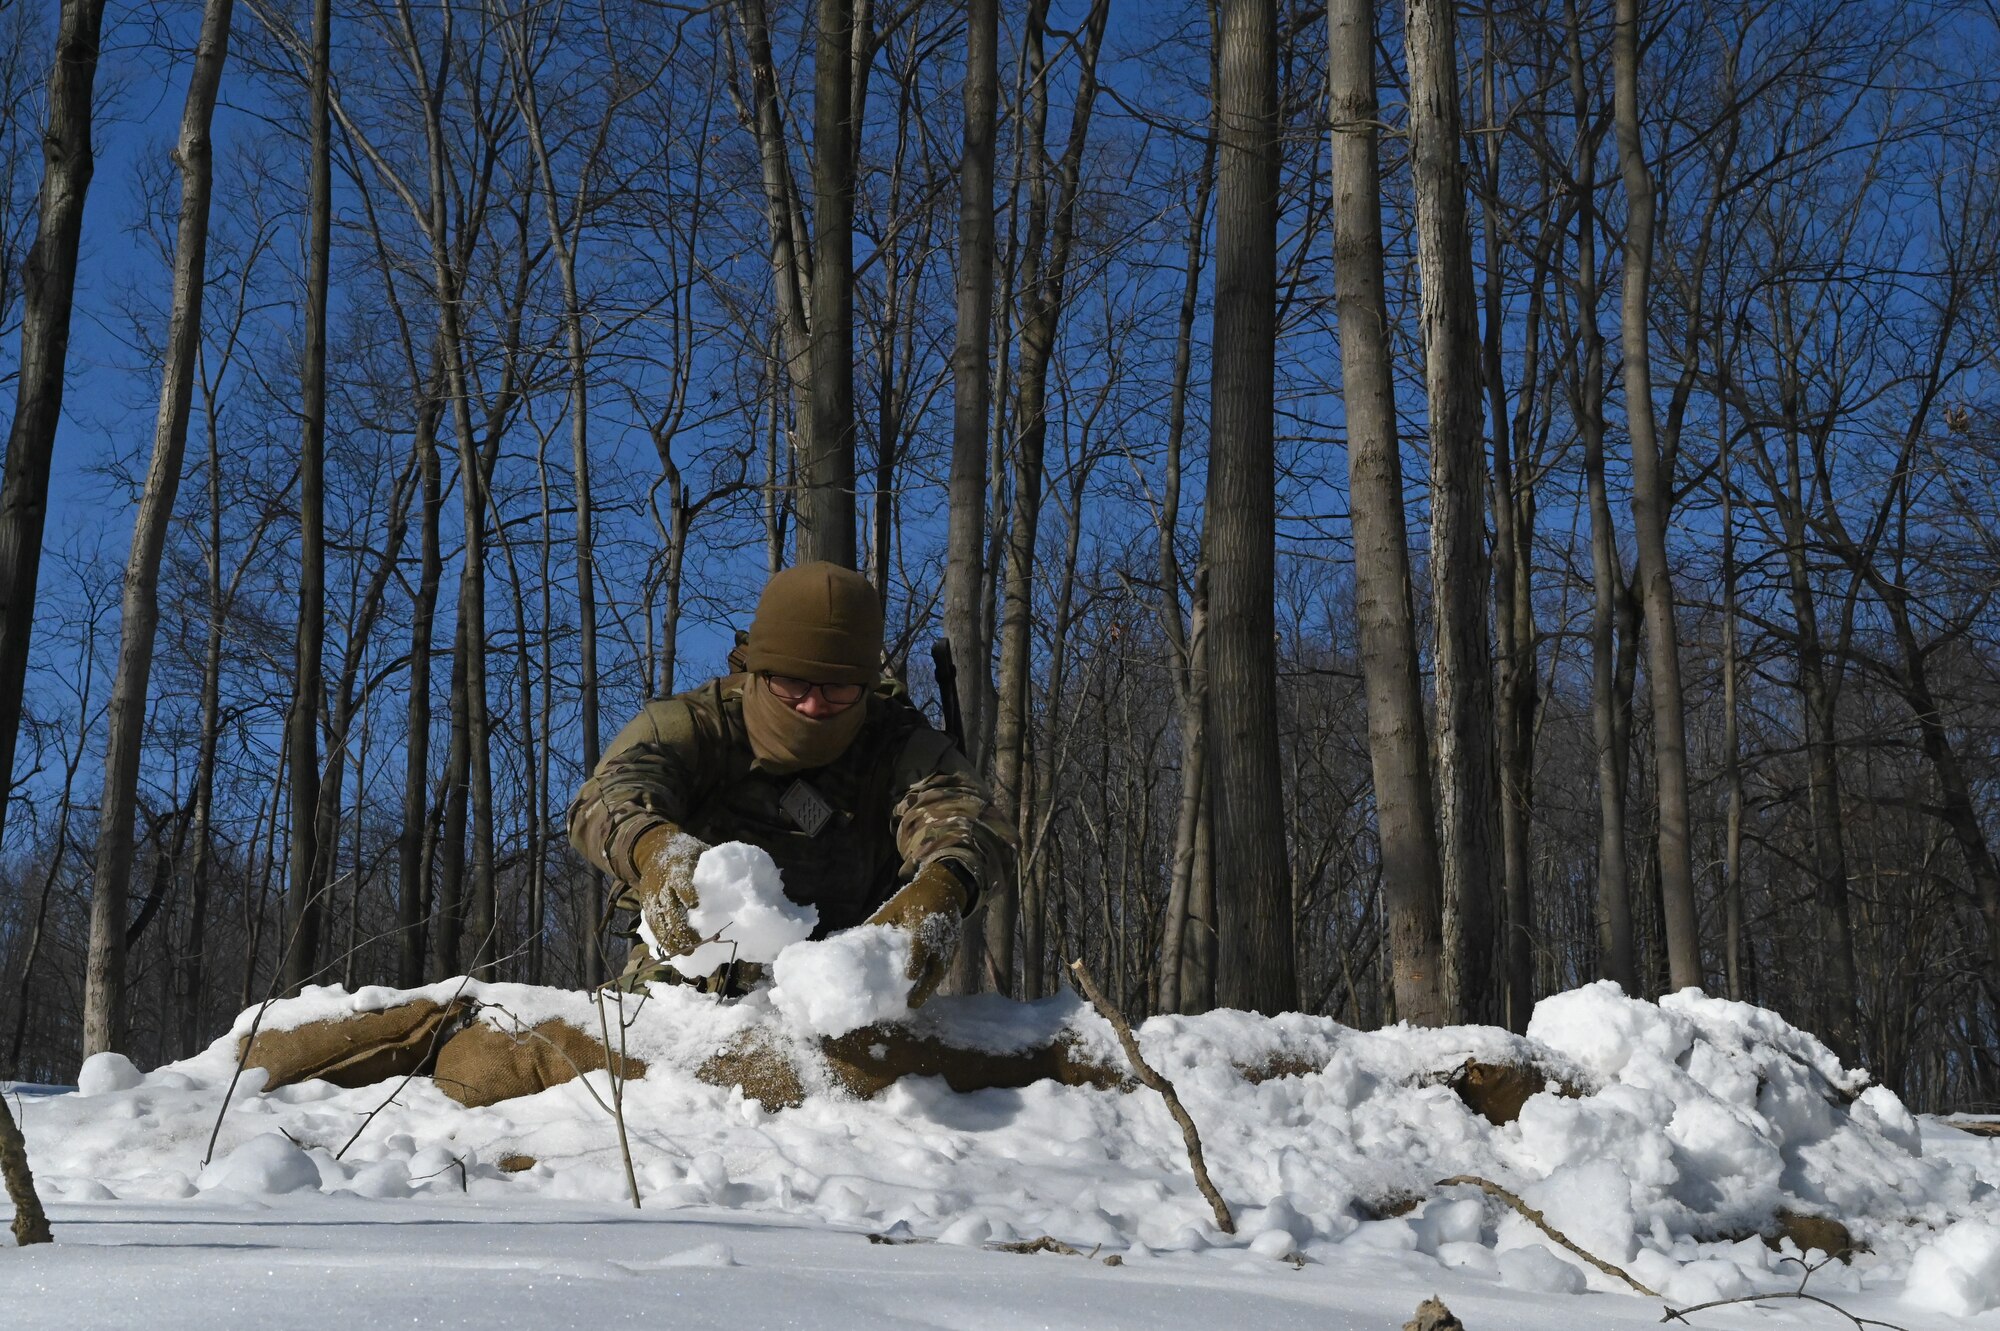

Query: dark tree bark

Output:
[1718, 366, 1744, 1001]
[0, 1087, 49, 1244]
[1612, 0, 1701, 990]
[801, 0, 859, 566]
[432, 598, 470, 980]
[281, 0, 331, 996]
[1206, 0, 1293, 1016]
[1565, 0, 1635, 992]
[1406, 0, 1500, 1023]
[0, 0, 110, 859]
[398, 432, 441, 988]
[1475, 32, 1550, 1034]
[944, 0, 997, 765]
[1329, 0, 1447, 1027]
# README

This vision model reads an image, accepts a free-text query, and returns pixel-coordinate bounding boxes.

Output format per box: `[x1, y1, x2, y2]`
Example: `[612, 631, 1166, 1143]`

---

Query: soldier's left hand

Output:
[867, 861, 972, 1007]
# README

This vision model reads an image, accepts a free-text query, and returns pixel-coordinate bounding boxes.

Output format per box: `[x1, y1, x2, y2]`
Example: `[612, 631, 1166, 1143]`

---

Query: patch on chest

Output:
[780, 778, 836, 837]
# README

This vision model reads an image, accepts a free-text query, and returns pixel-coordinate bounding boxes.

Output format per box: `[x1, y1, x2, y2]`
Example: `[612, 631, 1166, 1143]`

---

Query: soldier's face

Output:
[765, 674, 864, 718]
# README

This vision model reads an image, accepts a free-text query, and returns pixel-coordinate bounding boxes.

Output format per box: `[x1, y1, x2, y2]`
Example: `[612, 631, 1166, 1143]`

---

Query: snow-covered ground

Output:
[6, 980, 2000, 1329]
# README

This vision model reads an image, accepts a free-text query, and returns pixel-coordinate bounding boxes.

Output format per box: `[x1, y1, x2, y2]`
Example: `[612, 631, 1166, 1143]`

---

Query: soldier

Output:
[567, 562, 1011, 1004]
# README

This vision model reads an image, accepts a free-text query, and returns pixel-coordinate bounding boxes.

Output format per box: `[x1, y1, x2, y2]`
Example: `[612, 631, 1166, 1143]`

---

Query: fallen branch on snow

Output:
[1068, 958, 1234, 1235]
[1, 1087, 51, 1245]
[1435, 1174, 1658, 1297]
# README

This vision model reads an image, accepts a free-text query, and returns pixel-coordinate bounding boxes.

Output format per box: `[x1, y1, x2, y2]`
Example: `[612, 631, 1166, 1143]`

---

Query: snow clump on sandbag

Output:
[769, 924, 913, 1037]
[654, 841, 818, 977]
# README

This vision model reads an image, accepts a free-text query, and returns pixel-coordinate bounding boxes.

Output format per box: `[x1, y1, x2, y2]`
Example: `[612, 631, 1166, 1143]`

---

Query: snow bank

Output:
[1904, 1220, 2000, 1315]
[14, 978, 1999, 1323]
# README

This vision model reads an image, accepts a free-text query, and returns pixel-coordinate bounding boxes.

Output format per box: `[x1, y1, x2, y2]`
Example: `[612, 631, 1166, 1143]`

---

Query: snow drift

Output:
[12, 979, 2000, 1319]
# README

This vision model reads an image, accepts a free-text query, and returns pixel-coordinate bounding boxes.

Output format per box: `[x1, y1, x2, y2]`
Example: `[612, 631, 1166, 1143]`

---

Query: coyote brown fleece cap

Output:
[742, 562, 884, 685]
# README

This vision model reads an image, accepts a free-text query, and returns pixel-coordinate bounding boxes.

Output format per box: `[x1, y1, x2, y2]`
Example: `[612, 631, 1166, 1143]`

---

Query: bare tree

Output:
[281, 0, 331, 995]
[1562, 0, 1634, 991]
[0, 0, 110, 855]
[801, 0, 860, 566]
[977, 0, 1110, 994]
[82, 0, 236, 1056]
[1405, 0, 1499, 1022]
[1329, 0, 1446, 1026]
[1612, 0, 1700, 990]
[944, 0, 997, 763]
[1207, 0, 1292, 1015]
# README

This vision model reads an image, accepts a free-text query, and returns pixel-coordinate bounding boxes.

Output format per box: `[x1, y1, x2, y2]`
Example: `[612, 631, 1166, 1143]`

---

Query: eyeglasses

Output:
[764, 674, 866, 706]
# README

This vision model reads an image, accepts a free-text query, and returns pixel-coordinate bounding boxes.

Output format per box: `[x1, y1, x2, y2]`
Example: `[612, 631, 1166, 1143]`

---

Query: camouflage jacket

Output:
[567, 674, 1012, 934]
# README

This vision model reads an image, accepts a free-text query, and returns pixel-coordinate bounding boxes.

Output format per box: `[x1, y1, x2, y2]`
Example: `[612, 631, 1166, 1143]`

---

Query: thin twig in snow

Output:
[1660, 1256, 1910, 1328]
[595, 984, 643, 1210]
[1067, 957, 1234, 1234]
[1435, 1175, 1657, 1296]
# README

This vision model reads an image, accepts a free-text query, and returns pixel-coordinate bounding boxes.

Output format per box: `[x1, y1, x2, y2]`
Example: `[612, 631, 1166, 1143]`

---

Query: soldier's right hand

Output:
[631, 823, 710, 960]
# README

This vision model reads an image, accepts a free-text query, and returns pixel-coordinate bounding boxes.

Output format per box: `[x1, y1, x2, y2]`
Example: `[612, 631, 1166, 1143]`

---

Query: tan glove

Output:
[866, 861, 972, 1008]
[629, 822, 709, 962]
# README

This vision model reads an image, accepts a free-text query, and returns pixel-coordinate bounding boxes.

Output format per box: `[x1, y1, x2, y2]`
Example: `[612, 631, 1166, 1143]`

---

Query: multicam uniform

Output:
[567, 672, 1011, 986]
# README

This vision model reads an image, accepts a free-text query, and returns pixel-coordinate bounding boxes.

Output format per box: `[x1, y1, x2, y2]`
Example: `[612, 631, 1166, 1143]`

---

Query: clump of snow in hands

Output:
[768, 924, 914, 1036]
[640, 840, 817, 977]
[15, 976, 2000, 1331]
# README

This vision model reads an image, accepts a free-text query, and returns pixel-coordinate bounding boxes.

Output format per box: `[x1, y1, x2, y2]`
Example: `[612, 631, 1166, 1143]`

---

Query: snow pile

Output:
[76, 1051, 144, 1095]
[197, 1132, 323, 1196]
[1903, 1221, 2000, 1315]
[635, 841, 817, 977]
[1519, 981, 1974, 1274]
[769, 925, 914, 1037]
[10, 978, 1999, 1329]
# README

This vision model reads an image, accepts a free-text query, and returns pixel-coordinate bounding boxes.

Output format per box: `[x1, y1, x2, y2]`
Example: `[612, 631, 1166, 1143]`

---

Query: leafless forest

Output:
[1, 0, 1997, 1114]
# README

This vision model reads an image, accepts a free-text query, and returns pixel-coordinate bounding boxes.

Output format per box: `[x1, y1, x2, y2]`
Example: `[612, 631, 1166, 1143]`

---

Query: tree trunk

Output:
[0, 1087, 50, 1245]
[1566, 0, 1635, 992]
[1155, 52, 1217, 1015]
[1207, 0, 1293, 1016]
[732, 0, 815, 498]
[1329, 0, 1448, 1027]
[944, 0, 997, 765]
[801, 0, 859, 566]
[973, 0, 1108, 995]
[1719, 372, 1743, 1001]
[1406, 0, 1500, 1023]
[80, 0, 233, 1054]
[281, 0, 331, 996]
[1476, 33, 1545, 1034]
[433, 601, 470, 980]
[0, 0, 110, 858]
[512, 45, 606, 983]
[179, 385, 228, 1056]
[1612, 0, 1700, 991]
[398, 433, 441, 988]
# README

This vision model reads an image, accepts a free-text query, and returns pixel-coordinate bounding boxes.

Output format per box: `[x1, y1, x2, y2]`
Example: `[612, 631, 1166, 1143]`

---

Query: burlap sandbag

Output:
[239, 999, 467, 1092]
[694, 1023, 1127, 1110]
[432, 1017, 648, 1109]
